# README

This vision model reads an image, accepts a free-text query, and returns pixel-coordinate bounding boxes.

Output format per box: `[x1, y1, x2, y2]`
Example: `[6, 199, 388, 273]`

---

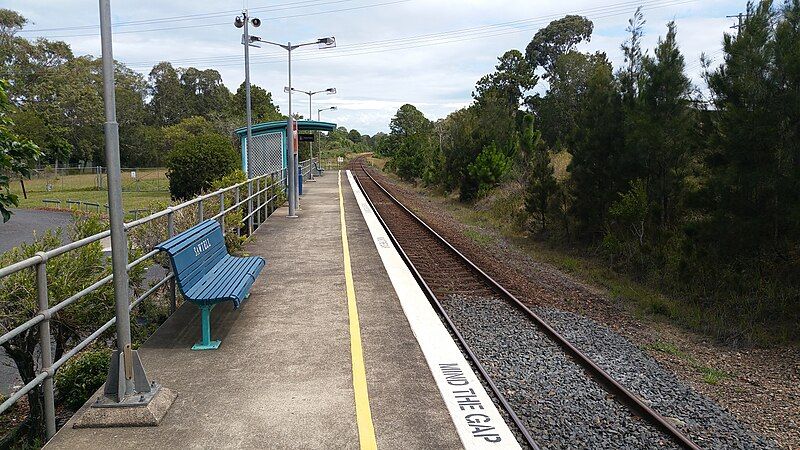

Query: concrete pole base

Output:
[73, 385, 177, 429]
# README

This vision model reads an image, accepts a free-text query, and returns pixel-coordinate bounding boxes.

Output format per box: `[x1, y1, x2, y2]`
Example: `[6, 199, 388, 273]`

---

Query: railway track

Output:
[350, 160, 701, 450]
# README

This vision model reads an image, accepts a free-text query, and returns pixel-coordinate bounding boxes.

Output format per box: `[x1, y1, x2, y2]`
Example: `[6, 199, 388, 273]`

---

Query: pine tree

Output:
[629, 21, 694, 231]
[567, 55, 626, 237]
[523, 114, 557, 232]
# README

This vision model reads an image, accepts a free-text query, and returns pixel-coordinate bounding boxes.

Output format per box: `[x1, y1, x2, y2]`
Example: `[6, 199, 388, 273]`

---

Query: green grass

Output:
[10, 169, 170, 212]
[463, 227, 495, 246]
[648, 340, 731, 385]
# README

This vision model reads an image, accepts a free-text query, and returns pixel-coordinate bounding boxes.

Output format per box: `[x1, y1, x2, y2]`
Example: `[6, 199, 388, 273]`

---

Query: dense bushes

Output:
[378, 1, 800, 344]
[55, 348, 110, 410]
[165, 133, 238, 200]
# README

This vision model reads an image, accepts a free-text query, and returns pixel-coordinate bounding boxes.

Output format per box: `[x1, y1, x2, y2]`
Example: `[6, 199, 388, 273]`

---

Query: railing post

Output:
[36, 256, 56, 439]
[256, 177, 261, 228]
[167, 210, 176, 314]
[197, 199, 204, 224]
[218, 192, 225, 231]
[247, 180, 253, 235]
[235, 186, 241, 238]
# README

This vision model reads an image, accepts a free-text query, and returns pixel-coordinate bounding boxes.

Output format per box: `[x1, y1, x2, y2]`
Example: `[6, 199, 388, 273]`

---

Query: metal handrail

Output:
[0, 168, 288, 439]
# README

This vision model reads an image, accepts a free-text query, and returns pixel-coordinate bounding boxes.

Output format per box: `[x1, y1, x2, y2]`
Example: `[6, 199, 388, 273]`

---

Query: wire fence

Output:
[0, 167, 288, 440]
[27, 166, 168, 193]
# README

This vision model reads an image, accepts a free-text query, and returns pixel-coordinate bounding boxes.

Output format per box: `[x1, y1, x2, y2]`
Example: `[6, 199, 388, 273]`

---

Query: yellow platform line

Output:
[338, 170, 378, 450]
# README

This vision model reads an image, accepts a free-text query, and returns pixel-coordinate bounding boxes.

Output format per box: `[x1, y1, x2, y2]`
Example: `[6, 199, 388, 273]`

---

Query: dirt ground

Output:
[363, 163, 799, 449]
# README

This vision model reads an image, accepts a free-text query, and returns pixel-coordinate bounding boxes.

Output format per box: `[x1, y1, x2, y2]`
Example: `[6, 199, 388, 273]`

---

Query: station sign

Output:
[298, 134, 315, 142]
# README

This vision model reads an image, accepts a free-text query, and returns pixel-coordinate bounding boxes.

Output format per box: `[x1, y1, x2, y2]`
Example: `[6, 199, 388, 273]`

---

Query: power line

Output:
[22, 0, 410, 38]
[18, 0, 363, 33]
[124, 0, 699, 69]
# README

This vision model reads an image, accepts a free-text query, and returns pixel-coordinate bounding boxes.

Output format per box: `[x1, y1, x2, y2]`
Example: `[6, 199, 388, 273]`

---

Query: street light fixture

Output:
[249, 35, 336, 216]
[318, 105, 338, 121]
[282, 87, 336, 182]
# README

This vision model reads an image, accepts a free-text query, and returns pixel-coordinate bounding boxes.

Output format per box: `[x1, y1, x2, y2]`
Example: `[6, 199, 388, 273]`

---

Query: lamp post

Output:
[285, 87, 335, 181]
[97, 0, 160, 410]
[249, 36, 336, 216]
[317, 106, 337, 170]
[318, 105, 338, 121]
[234, 11, 261, 176]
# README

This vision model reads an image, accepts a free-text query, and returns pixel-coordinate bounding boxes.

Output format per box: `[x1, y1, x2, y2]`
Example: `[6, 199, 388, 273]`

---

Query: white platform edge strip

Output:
[346, 170, 521, 450]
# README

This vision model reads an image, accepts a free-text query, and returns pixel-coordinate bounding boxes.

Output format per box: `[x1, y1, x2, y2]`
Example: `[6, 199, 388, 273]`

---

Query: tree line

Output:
[0, 9, 373, 171]
[380, 0, 800, 344]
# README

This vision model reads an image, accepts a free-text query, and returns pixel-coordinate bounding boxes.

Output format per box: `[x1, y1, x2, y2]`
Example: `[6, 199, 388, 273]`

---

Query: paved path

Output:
[47, 173, 465, 449]
[0, 209, 73, 254]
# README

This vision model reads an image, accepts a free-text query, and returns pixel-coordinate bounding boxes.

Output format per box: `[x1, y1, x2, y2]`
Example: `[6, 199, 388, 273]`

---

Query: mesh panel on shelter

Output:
[248, 132, 283, 177]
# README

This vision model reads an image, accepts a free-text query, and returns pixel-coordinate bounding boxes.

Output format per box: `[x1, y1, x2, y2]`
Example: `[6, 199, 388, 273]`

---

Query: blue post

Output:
[192, 305, 221, 350]
[298, 166, 303, 196]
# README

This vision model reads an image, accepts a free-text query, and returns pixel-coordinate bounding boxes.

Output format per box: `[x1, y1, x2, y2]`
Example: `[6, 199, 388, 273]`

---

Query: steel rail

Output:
[355, 161, 701, 450]
[352, 166, 539, 450]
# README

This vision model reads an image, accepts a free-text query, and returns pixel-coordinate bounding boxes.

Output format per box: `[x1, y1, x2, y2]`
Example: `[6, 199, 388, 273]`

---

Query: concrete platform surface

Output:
[46, 172, 462, 449]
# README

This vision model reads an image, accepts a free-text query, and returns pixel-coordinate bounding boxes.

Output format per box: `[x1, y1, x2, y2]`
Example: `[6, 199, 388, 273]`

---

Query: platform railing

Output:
[0, 168, 288, 439]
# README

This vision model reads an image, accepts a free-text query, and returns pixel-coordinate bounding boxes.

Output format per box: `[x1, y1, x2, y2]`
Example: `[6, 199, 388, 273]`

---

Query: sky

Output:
[7, 0, 747, 135]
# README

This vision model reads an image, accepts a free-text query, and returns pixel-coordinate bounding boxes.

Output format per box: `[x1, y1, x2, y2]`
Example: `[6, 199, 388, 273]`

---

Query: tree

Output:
[523, 114, 557, 231]
[464, 143, 510, 200]
[180, 67, 231, 119]
[567, 55, 627, 237]
[147, 62, 186, 126]
[474, 49, 537, 107]
[386, 104, 433, 181]
[702, 0, 800, 259]
[165, 133, 238, 199]
[347, 128, 362, 143]
[531, 51, 604, 149]
[629, 21, 694, 230]
[231, 82, 282, 123]
[0, 79, 41, 222]
[525, 15, 594, 77]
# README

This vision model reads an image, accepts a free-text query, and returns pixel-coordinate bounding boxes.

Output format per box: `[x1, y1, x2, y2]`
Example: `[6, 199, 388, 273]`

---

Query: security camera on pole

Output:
[234, 10, 261, 177]
[248, 35, 337, 216]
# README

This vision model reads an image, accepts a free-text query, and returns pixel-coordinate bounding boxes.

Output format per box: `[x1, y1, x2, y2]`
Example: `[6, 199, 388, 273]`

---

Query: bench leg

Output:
[192, 305, 221, 350]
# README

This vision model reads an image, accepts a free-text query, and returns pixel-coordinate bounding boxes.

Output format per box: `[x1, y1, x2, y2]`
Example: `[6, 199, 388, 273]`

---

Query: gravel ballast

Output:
[443, 294, 778, 450]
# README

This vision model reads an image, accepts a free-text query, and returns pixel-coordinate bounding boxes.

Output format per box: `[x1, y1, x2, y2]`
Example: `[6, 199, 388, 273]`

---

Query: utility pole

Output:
[727, 11, 751, 36]
[243, 12, 253, 173]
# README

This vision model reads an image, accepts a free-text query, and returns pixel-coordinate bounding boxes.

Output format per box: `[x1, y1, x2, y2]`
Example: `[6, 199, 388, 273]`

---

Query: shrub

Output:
[462, 143, 510, 200]
[165, 133, 238, 200]
[55, 348, 110, 410]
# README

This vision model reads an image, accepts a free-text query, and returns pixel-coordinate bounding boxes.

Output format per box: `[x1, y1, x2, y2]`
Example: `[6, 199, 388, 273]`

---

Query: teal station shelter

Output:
[235, 120, 337, 178]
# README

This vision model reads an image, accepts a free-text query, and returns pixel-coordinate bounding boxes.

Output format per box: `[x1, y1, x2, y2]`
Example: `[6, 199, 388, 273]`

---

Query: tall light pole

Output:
[318, 105, 338, 121]
[317, 106, 337, 170]
[249, 36, 336, 216]
[234, 11, 261, 175]
[285, 87, 336, 181]
[97, 0, 160, 411]
[287, 87, 336, 121]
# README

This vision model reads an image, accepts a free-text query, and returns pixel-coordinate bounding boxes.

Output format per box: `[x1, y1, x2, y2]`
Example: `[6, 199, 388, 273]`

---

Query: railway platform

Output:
[46, 171, 518, 449]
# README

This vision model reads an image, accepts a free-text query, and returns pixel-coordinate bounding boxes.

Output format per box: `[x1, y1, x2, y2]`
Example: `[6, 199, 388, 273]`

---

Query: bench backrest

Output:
[155, 219, 228, 293]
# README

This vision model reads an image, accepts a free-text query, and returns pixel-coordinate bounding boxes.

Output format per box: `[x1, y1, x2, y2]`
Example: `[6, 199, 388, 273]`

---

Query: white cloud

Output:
[8, 0, 745, 134]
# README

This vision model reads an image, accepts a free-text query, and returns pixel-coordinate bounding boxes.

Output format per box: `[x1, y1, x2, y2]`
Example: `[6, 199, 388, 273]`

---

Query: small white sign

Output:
[337, 156, 344, 163]
[130, 171, 136, 179]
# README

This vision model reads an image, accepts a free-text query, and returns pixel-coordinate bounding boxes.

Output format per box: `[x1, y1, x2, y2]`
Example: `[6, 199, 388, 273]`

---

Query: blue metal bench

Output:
[313, 161, 325, 176]
[156, 219, 265, 350]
